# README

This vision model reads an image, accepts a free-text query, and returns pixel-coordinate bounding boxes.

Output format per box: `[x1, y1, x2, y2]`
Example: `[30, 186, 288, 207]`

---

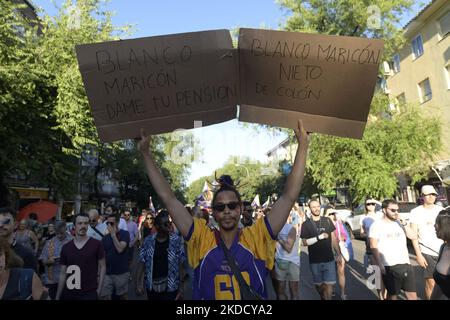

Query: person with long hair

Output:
[324, 208, 351, 300]
[137, 120, 309, 300]
[0, 238, 47, 300]
[431, 208, 450, 299]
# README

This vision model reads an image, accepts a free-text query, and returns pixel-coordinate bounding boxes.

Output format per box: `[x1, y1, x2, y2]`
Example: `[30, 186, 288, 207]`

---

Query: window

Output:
[396, 93, 406, 106]
[418, 78, 432, 103]
[411, 35, 424, 59]
[438, 11, 450, 37]
[392, 54, 400, 73]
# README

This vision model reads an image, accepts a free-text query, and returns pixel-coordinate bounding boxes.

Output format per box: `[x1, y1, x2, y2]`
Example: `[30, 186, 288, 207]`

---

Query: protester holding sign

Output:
[137, 120, 309, 300]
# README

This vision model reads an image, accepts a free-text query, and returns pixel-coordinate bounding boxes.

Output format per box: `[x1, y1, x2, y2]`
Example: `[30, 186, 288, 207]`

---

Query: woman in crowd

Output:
[0, 238, 47, 300]
[15, 219, 39, 255]
[325, 207, 352, 300]
[431, 207, 450, 299]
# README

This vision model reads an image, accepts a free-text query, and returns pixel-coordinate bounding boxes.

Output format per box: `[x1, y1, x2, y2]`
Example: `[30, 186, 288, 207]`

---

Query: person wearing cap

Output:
[359, 198, 386, 299]
[409, 185, 444, 300]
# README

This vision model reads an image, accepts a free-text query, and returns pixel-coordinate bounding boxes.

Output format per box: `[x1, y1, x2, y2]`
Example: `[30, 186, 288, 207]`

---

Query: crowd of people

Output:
[0, 121, 449, 300]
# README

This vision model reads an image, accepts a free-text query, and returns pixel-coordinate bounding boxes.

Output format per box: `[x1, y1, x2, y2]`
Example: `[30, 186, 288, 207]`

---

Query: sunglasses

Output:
[387, 208, 399, 213]
[366, 203, 376, 206]
[212, 202, 239, 211]
[90, 219, 97, 223]
[106, 222, 115, 226]
[0, 218, 11, 226]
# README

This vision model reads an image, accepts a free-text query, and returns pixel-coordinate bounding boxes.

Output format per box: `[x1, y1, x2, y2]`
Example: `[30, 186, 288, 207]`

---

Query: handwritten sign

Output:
[76, 28, 384, 142]
[238, 28, 384, 138]
[76, 30, 238, 142]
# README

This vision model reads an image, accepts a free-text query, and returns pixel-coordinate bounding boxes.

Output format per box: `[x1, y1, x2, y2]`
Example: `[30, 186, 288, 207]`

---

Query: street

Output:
[127, 238, 427, 300]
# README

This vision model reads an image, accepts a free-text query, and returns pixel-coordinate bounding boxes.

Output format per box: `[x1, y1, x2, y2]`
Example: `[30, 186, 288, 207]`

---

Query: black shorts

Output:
[422, 253, 438, 279]
[383, 264, 416, 296]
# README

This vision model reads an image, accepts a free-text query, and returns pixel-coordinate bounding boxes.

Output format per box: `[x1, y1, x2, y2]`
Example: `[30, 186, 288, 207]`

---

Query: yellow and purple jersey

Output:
[185, 216, 276, 300]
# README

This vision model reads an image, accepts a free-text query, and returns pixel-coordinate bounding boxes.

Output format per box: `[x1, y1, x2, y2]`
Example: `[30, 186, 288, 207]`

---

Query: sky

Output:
[31, 0, 427, 184]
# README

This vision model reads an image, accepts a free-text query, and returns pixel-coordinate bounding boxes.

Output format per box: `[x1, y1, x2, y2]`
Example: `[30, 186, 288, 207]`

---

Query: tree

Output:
[275, 0, 441, 204]
[34, 0, 194, 206]
[1, 0, 194, 207]
[0, 0, 78, 205]
[278, 0, 415, 57]
[186, 157, 293, 205]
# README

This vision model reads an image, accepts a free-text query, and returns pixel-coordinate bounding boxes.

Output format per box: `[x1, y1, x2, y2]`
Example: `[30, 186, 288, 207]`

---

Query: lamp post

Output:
[234, 164, 250, 178]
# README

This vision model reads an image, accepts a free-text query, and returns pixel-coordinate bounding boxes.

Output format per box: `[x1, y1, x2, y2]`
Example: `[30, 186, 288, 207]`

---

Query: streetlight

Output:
[234, 163, 249, 178]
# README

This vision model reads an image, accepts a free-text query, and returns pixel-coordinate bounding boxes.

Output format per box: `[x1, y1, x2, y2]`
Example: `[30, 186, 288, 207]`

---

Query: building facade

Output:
[386, 0, 450, 203]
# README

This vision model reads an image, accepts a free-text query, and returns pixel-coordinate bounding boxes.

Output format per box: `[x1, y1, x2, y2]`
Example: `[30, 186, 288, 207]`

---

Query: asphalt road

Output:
[127, 239, 428, 300]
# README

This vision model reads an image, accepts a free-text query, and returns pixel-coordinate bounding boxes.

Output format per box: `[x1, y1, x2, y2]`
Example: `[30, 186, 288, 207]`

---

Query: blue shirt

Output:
[102, 229, 130, 275]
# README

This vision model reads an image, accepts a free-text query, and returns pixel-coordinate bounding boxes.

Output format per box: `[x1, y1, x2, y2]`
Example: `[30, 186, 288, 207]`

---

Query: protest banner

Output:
[238, 28, 384, 138]
[76, 29, 238, 142]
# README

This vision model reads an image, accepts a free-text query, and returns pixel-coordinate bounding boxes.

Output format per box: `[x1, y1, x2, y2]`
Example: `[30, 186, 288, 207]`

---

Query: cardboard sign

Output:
[76, 30, 238, 142]
[238, 28, 384, 138]
[76, 28, 383, 142]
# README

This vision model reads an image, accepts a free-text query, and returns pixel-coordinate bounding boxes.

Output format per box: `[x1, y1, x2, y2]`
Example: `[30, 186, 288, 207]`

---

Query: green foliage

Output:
[33, 0, 134, 153]
[0, 0, 193, 206]
[308, 101, 441, 204]
[277, 0, 414, 58]
[186, 157, 288, 205]
[0, 0, 78, 203]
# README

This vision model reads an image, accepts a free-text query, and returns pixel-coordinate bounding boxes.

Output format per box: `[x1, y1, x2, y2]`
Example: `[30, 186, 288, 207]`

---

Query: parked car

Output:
[397, 202, 417, 224]
[336, 202, 382, 239]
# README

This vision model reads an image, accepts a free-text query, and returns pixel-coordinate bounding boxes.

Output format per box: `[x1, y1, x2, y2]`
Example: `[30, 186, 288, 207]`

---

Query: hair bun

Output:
[217, 175, 234, 188]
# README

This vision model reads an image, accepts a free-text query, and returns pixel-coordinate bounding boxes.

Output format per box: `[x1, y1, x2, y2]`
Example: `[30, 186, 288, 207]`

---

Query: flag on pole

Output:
[149, 196, 155, 212]
[262, 196, 270, 209]
[195, 194, 210, 208]
[202, 181, 213, 201]
[251, 194, 260, 208]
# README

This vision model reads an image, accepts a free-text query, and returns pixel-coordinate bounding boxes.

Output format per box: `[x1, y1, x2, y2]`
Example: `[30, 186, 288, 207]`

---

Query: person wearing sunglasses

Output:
[409, 185, 444, 300]
[136, 210, 185, 300]
[369, 199, 417, 300]
[99, 214, 130, 300]
[87, 209, 107, 241]
[431, 208, 450, 299]
[137, 119, 309, 300]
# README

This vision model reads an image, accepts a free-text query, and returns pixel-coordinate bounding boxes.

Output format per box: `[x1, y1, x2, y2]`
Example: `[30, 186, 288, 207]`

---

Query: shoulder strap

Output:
[91, 226, 104, 238]
[18, 268, 34, 300]
[218, 240, 256, 299]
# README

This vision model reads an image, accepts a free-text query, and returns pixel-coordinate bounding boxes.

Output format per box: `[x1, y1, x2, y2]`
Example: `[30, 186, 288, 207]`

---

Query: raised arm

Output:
[138, 129, 193, 238]
[267, 120, 310, 236]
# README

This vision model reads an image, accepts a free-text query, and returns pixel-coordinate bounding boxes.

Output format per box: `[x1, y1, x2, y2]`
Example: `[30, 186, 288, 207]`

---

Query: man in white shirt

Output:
[369, 199, 417, 300]
[409, 185, 444, 300]
[87, 209, 106, 240]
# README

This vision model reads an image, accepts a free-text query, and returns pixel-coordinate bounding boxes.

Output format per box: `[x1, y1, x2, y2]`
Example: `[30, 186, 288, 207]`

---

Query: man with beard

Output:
[300, 200, 341, 300]
[137, 120, 310, 300]
[0, 207, 37, 272]
[56, 213, 106, 300]
[369, 199, 417, 300]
